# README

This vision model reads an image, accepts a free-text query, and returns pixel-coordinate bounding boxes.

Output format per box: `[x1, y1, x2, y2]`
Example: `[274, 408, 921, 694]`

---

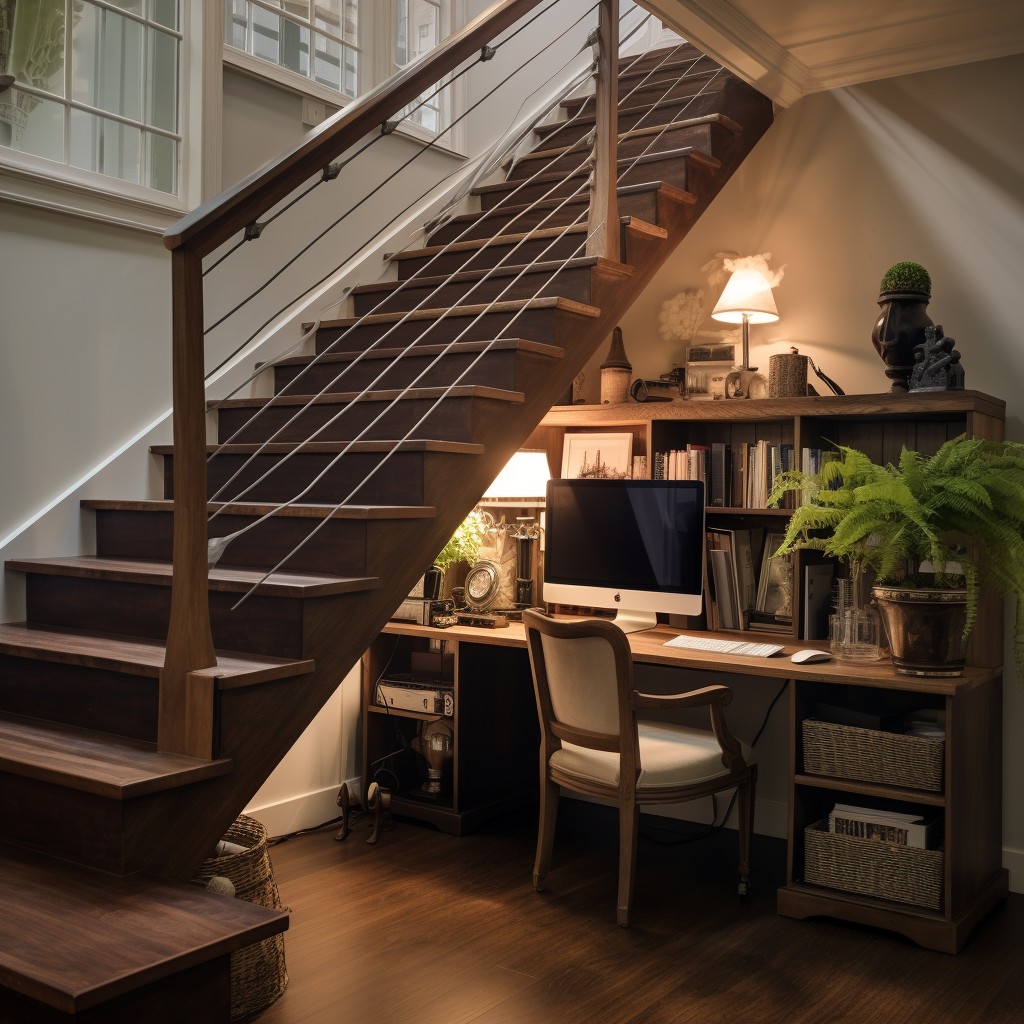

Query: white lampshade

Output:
[482, 450, 551, 502]
[710, 268, 780, 324]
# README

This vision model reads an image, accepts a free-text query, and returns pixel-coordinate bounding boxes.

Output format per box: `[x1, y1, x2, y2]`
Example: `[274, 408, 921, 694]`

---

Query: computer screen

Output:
[543, 478, 706, 632]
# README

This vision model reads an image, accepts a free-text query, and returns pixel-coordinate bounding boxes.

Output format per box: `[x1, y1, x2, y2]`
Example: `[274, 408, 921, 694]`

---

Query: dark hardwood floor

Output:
[256, 801, 1022, 1024]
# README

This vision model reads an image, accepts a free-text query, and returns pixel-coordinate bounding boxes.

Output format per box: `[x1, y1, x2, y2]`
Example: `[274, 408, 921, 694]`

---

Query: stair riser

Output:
[93, 508, 428, 578]
[426, 187, 668, 246]
[314, 305, 581, 354]
[617, 46, 706, 74]
[217, 393, 510, 445]
[538, 91, 726, 149]
[353, 264, 596, 315]
[23, 574, 311, 657]
[508, 121, 718, 180]
[0, 655, 157, 742]
[275, 345, 550, 396]
[564, 71, 721, 117]
[394, 229, 587, 280]
[478, 154, 693, 212]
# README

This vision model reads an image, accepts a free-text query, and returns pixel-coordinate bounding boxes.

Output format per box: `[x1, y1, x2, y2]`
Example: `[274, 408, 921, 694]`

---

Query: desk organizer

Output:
[804, 820, 943, 910]
[802, 718, 945, 792]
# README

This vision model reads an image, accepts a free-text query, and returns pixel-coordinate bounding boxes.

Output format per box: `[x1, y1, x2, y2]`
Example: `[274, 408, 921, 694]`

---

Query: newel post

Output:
[587, 0, 620, 259]
[159, 246, 217, 757]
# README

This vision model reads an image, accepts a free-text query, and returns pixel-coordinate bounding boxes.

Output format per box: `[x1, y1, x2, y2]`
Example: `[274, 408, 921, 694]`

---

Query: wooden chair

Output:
[523, 610, 757, 926]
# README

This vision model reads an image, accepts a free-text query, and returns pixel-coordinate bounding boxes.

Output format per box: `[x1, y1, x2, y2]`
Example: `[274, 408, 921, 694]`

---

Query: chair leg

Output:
[533, 777, 559, 891]
[617, 798, 639, 927]
[736, 764, 758, 897]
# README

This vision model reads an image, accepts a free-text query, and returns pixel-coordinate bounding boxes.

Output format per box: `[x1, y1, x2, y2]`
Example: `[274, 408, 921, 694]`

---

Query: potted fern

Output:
[768, 436, 1024, 678]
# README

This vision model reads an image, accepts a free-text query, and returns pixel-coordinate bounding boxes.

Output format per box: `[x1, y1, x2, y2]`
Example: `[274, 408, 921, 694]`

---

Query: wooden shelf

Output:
[793, 772, 947, 807]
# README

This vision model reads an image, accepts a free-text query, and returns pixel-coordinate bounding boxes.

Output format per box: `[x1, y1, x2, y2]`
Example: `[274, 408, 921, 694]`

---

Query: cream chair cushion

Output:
[551, 721, 756, 791]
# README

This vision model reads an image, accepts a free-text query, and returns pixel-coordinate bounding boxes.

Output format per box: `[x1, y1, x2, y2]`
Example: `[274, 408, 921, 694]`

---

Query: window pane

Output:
[5, 0, 67, 98]
[252, 7, 282, 64]
[226, 0, 248, 49]
[343, 45, 358, 97]
[106, 1, 144, 16]
[0, 89, 64, 161]
[146, 130, 176, 194]
[280, 18, 309, 76]
[313, 31, 340, 91]
[149, 0, 180, 31]
[73, 5, 144, 122]
[70, 107, 142, 184]
[396, 0, 438, 67]
[148, 29, 178, 130]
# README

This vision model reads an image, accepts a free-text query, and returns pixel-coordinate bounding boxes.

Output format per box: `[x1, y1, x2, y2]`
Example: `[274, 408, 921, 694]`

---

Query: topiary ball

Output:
[880, 261, 931, 296]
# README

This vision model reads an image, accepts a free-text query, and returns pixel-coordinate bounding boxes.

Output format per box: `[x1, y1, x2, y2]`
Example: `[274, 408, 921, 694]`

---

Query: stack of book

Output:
[828, 803, 941, 849]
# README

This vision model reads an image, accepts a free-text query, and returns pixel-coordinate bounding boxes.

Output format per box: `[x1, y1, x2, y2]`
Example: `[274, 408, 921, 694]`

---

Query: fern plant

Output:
[768, 436, 1024, 678]
[433, 510, 486, 573]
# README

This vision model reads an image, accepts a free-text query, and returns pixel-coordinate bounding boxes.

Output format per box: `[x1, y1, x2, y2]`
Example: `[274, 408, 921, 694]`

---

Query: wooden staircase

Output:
[0, 36, 772, 1023]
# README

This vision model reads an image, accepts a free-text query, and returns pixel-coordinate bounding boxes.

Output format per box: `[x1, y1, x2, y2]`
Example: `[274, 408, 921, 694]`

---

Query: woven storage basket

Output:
[804, 820, 943, 910]
[193, 815, 288, 1023]
[802, 718, 944, 792]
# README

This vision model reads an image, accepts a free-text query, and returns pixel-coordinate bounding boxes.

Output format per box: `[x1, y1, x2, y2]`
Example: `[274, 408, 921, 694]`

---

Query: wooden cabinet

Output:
[361, 623, 539, 835]
[529, 390, 1006, 661]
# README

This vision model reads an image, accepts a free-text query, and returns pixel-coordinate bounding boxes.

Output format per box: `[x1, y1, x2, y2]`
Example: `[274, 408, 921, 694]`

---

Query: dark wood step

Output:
[351, 257, 632, 315]
[154, 438, 487, 506]
[564, 65, 723, 117]
[86, 499, 435, 578]
[0, 842, 286, 1022]
[214, 384, 525, 445]
[507, 114, 739, 180]
[426, 181, 693, 246]
[8, 556, 377, 657]
[0, 623, 313, 741]
[310, 296, 599, 355]
[0, 712, 232, 798]
[475, 147, 718, 211]
[616, 43, 706, 74]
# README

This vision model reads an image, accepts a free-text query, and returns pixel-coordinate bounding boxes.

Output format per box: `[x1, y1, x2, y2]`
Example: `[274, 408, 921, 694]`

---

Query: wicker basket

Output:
[804, 820, 943, 910]
[193, 815, 288, 1023]
[802, 718, 944, 792]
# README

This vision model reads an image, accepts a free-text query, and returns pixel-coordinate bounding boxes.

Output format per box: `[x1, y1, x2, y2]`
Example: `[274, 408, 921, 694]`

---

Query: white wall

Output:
[575, 53, 1024, 886]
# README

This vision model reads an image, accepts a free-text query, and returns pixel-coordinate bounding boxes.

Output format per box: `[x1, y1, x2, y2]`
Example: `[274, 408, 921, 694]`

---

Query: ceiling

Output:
[648, 1, 1024, 105]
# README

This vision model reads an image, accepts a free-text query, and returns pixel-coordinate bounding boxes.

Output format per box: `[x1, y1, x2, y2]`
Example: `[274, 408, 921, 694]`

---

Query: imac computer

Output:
[543, 478, 706, 633]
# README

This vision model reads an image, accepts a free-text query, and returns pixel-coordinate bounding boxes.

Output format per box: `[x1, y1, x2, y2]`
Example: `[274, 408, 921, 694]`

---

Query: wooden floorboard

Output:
[257, 801, 1022, 1024]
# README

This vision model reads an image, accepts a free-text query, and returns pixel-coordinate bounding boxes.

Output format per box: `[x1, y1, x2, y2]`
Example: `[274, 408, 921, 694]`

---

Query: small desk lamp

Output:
[480, 450, 550, 608]
[710, 265, 780, 399]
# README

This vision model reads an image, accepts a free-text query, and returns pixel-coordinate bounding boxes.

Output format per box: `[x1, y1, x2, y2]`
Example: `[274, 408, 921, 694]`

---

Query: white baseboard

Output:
[1004, 843, 1024, 894]
[245, 778, 360, 839]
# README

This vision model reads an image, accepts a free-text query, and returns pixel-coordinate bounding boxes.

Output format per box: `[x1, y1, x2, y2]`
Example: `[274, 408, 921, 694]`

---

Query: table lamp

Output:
[710, 265, 780, 398]
[480, 450, 550, 607]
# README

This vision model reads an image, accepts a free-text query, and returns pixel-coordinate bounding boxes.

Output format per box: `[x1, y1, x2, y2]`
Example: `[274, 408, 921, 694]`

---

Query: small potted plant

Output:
[429, 510, 487, 598]
[871, 260, 934, 392]
[768, 436, 1024, 677]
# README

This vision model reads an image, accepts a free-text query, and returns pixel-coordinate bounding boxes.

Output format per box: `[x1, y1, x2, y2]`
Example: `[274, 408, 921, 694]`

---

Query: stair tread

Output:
[350, 257, 632, 297]
[587, 63, 721, 93]
[83, 497, 436, 520]
[151, 438, 489, 454]
[7, 555, 379, 597]
[211, 383, 527, 410]
[0, 622, 315, 682]
[315, 294, 601, 326]
[271, 339, 564, 368]
[0, 842, 286, 1013]
[542, 88, 726, 133]
[388, 223, 589, 264]
[0, 712, 233, 797]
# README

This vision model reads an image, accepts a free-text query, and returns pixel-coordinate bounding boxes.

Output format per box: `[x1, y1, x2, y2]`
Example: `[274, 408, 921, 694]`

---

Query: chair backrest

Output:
[523, 611, 636, 760]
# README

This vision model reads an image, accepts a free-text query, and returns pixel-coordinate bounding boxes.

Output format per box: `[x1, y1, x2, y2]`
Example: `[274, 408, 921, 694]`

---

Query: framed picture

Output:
[560, 432, 633, 479]
[756, 531, 794, 619]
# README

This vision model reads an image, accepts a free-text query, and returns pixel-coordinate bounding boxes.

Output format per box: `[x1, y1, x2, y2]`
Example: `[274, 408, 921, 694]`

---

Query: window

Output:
[225, 0, 460, 144]
[0, 0, 184, 196]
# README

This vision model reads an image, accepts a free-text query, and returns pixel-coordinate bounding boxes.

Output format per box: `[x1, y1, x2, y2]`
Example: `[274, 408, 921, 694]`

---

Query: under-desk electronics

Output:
[455, 611, 509, 628]
[376, 675, 454, 716]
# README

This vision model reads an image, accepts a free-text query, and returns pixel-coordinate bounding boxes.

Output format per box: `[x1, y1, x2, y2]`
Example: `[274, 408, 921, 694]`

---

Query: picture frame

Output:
[756, 531, 794, 619]
[560, 432, 634, 479]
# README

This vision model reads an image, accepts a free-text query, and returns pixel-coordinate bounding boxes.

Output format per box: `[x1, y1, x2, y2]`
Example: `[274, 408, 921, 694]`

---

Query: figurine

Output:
[909, 325, 965, 392]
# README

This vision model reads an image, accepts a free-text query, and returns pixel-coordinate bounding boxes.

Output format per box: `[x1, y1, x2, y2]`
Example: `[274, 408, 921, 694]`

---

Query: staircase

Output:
[0, 37, 772, 1022]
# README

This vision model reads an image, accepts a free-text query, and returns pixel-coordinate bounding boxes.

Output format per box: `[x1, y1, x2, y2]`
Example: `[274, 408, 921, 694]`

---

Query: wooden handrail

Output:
[587, 0, 620, 258]
[164, 0, 547, 259]
[157, 0, 616, 756]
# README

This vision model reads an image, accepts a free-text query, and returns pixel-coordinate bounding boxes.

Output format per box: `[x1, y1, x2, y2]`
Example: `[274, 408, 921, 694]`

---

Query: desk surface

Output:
[380, 620, 1001, 695]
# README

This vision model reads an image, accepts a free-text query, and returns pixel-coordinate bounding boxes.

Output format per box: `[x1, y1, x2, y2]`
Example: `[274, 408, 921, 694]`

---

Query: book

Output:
[829, 803, 941, 849]
[708, 547, 740, 629]
[803, 562, 834, 641]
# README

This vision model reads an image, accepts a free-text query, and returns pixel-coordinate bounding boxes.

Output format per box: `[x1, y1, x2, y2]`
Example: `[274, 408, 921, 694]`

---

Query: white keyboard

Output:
[664, 634, 784, 658]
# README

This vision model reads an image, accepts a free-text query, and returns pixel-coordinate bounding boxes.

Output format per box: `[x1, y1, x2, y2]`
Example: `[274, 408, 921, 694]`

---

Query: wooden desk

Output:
[363, 621, 1006, 952]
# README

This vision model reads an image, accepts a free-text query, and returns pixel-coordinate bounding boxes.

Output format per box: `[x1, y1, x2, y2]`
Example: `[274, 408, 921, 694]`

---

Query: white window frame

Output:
[224, 0, 467, 156]
[0, 1, 222, 234]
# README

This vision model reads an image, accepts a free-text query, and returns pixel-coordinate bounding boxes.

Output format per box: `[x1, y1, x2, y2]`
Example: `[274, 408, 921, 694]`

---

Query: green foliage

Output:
[768, 436, 1024, 679]
[879, 261, 931, 295]
[433, 510, 486, 573]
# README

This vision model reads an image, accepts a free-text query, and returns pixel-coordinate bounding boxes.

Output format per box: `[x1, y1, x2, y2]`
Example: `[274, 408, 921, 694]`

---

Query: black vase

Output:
[871, 291, 933, 392]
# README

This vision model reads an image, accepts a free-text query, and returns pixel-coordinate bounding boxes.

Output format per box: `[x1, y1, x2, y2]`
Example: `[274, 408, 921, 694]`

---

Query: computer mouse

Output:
[791, 649, 832, 664]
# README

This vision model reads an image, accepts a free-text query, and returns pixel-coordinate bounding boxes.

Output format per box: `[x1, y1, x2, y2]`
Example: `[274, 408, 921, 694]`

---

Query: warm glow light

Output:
[482, 450, 551, 501]
[710, 268, 780, 324]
